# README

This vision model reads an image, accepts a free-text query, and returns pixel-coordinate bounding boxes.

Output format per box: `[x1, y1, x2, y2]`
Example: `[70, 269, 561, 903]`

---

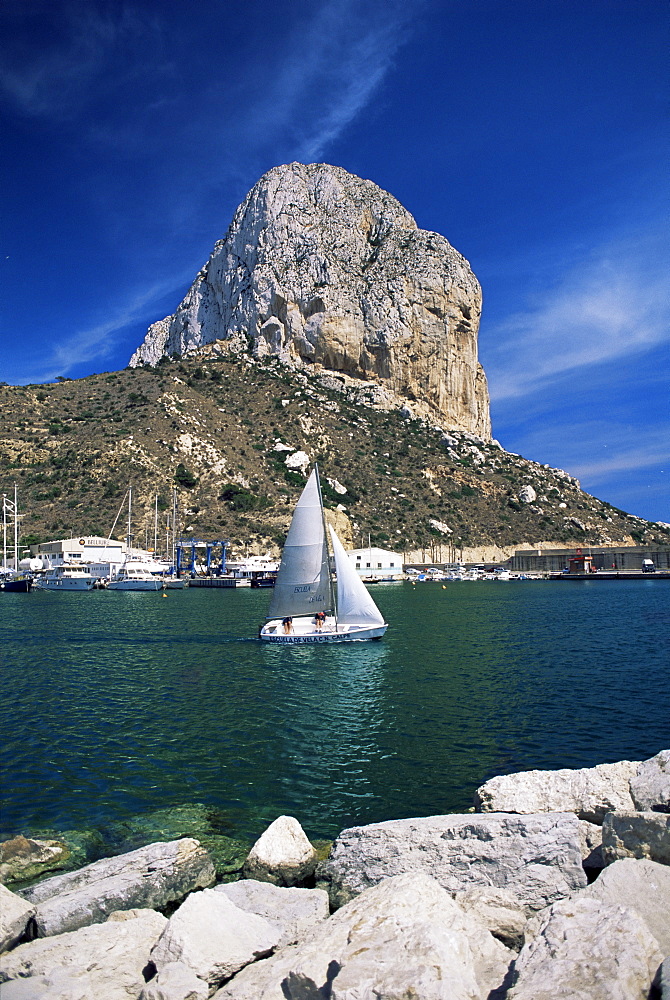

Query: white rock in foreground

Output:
[317, 812, 586, 911]
[630, 749, 670, 812]
[602, 810, 670, 865]
[150, 888, 280, 991]
[0, 908, 167, 1000]
[140, 960, 208, 1000]
[215, 879, 329, 949]
[580, 858, 670, 955]
[507, 896, 663, 1000]
[473, 759, 638, 823]
[242, 816, 317, 887]
[215, 872, 513, 1000]
[19, 838, 215, 937]
[0, 884, 35, 955]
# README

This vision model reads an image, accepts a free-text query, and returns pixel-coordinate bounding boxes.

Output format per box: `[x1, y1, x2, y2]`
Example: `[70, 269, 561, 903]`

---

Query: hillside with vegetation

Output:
[1, 354, 667, 561]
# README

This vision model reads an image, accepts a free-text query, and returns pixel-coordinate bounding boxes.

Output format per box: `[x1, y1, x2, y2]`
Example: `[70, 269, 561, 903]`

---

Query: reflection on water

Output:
[1, 582, 668, 840]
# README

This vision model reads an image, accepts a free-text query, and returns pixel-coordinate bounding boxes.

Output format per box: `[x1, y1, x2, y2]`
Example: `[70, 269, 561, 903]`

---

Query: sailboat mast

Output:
[314, 464, 337, 627]
[13, 484, 18, 571]
[2, 493, 6, 569]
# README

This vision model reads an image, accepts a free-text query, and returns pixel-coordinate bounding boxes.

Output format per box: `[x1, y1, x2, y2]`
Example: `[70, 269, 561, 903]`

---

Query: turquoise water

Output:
[1, 581, 668, 842]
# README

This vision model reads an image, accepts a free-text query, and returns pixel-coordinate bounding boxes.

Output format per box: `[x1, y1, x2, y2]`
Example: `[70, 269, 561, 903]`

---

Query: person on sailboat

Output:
[314, 611, 326, 630]
[282, 616, 293, 634]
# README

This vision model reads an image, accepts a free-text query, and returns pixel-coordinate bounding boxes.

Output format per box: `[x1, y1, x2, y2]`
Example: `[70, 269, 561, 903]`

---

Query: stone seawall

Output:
[1, 751, 668, 998]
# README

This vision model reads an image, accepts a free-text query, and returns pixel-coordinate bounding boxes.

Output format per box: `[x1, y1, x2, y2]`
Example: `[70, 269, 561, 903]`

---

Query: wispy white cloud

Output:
[484, 227, 670, 402]
[256, 0, 416, 164]
[15, 270, 194, 385]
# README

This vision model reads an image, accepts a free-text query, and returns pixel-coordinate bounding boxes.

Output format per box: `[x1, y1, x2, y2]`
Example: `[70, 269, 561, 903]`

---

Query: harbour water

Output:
[1, 581, 668, 843]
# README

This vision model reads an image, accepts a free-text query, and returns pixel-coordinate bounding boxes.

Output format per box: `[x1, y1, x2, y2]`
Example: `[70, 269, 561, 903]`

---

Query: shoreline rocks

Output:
[0, 749, 668, 999]
[315, 811, 587, 912]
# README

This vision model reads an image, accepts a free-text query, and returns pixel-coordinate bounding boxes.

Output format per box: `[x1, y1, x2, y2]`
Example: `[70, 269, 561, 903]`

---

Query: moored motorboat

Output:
[107, 561, 164, 591]
[34, 564, 95, 591]
[259, 466, 388, 644]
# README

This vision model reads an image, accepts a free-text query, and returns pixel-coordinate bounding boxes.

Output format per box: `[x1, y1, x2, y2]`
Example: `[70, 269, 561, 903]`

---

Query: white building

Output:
[347, 546, 404, 580]
[29, 536, 125, 570]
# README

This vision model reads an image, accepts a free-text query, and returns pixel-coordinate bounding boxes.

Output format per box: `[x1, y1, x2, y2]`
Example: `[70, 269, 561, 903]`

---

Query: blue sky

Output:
[1, 0, 668, 523]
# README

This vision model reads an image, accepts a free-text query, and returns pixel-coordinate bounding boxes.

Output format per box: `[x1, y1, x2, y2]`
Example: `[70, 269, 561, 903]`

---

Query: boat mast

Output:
[13, 485, 18, 571]
[2, 493, 6, 569]
[314, 464, 337, 629]
[126, 485, 133, 554]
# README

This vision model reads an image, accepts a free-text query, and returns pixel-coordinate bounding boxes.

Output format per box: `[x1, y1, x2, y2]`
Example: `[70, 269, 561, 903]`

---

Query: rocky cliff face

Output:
[130, 163, 491, 440]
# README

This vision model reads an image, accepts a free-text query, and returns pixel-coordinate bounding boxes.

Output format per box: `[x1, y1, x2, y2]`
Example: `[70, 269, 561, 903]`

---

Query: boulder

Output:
[580, 858, 670, 955]
[454, 886, 527, 951]
[473, 759, 638, 823]
[140, 961, 208, 1000]
[518, 486, 536, 504]
[0, 885, 35, 955]
[150, 888, 280, 991]
[630, 749, 670, 813]
[506, 896, 663, 1000]
[214, 872, 514, 1000]
[215, 880, 329, 949]
[0, 836, 68, 887]
[0, 908, 166, 1000]
[317, 812, 586, 912]
[284, 451, 310, 474]
[242, 816, 317, 887]
[601, 811, 670, 865]
[19, 838, 215, 937]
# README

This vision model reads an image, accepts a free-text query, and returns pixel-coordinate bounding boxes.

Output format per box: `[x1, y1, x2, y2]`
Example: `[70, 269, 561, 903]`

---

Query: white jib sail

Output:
[329, 526, 386, 627]
[267, 469, 332, 620]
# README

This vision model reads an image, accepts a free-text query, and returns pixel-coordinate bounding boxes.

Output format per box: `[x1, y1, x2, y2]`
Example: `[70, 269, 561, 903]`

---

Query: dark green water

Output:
[1, 581, 668, 842]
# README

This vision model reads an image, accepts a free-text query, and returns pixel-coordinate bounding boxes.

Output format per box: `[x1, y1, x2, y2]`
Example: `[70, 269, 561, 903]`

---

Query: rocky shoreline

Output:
[1, 751, 668, 999]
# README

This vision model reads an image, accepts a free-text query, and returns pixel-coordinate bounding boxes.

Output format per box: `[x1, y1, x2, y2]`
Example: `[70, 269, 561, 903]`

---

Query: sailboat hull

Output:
[259, 617, 387, 643]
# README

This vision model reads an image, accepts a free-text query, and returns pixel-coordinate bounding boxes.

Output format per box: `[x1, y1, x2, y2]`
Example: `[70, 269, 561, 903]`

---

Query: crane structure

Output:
[175, 538, 228, 577]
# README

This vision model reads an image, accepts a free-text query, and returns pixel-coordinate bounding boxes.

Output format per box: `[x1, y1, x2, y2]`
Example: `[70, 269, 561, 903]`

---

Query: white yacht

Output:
[107, 561, 164, 591]
[35, 564, 95, 591]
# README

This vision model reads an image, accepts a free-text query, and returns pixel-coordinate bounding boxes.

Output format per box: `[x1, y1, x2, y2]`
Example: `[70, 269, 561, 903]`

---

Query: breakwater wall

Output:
[1, 751, 668, 998]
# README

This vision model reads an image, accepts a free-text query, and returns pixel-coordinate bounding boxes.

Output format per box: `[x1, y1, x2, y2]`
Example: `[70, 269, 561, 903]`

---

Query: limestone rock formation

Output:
[507, 896, 663, 1000]
[130, 162, 491, 438]
[20, 838, 215, 937]
[316, 812, 586, 912]
[473, 759, 638, 823]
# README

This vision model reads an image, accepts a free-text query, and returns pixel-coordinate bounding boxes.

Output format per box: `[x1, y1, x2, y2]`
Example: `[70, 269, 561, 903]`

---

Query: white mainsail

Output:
[329, 526, 386, 627]
[266, 468, 333, 620]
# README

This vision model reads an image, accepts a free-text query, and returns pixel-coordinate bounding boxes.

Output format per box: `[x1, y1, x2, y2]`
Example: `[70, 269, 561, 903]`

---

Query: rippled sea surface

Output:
[1, 581, 668, 841]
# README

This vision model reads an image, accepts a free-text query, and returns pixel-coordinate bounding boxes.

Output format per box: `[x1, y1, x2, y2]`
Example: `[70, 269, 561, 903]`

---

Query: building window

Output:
[377, 563, 382, 568]
[366, 563, 370, 568]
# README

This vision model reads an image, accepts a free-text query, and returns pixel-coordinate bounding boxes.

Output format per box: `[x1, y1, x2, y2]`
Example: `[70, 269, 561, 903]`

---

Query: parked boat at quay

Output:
[107, 560, 165, 591]
[34, 564, 96, 591]
[259, 466, 387, 644]
[0, 570, 33, 593]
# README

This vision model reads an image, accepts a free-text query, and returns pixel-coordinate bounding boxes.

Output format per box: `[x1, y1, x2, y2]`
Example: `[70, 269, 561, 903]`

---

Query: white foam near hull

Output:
[259, 616, 387, 643]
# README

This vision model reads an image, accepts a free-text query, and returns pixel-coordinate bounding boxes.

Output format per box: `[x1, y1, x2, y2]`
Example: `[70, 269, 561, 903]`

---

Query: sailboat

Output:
[107, 486, 163, 592]
[258, 466, 388, 643]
